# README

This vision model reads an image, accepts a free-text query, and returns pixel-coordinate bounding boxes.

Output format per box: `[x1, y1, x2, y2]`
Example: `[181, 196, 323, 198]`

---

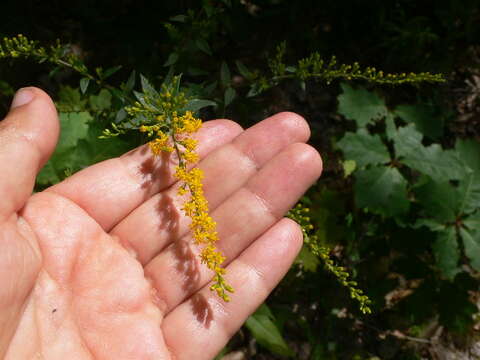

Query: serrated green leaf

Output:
[224, 87, 236, 107]
[75, 121, 131, 166]
[182, 99, 217, 113]
[337, 129, 390, 168]
[460, 227, 480, 272]
[457, 173, 480, 215]
[245, 305, 294, 357]
[414, 179, 458, 223]
[456, 140, 480, 214]
[394, 124, 466, 181]
[163, 52, 179, 67]
[80, 78, 90, 94]
[395, 103, 443, 139]
[57, 86, 87, 111]
[355, 166, 409, 216]
[433, 227, 460, 280]
[220, 61, 231, 86]
[195, 38, 212, 56]
[337, 83, 388, 127]
[56, 112, 91, 150]
[89, 89, 112, 111]
[37, 112, 91, 186]
[456, 139, 480, 176]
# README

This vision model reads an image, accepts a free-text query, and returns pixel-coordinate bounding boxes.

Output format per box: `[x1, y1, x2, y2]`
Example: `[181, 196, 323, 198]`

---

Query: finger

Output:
[0, 87, 59, 221]
[144, 143, 322, 313]
[162, 218, 303, 360]
[111, 112, 311, 264]
[46, 119, 243, 231]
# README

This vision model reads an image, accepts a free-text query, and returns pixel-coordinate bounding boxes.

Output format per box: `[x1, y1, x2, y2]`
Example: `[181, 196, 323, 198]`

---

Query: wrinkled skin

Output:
[0, 88, 322, 359]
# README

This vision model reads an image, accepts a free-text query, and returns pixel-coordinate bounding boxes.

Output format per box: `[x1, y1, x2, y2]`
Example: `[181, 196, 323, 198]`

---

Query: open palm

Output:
[0, 88, 322, 359]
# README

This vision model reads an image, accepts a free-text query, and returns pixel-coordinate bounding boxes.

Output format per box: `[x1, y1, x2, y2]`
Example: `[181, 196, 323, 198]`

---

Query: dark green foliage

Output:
[1, 1, 480, 358]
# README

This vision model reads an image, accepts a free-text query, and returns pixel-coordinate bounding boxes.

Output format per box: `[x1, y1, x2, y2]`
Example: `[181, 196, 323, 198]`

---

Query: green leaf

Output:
[235, 60, 251, 78]
[89, 89, 112, 111]
[385, 112, 397, 140]
[433, 227, 460, 280]
[296, 246, 320, 272]
[220, 61, 231, 86]
[457, 173, 480, 215]
[195, 38, 212, 56]
[125, 70, 136, 92]
[413, 218, 445, 231]
[140, 74, 158, 95]
[245, 305, 294, 357]
[57, 86, 87, 111]
[414, 180, 458, 223]
[163, 52, 179, 67]
[456, 139, 480, 177]
[103, 65, 122, 79]
[56, 112, 91, 150]
[80, 78, 90, 94]
[224, 87, 236, 107]
[75, 121, 131, 166]
[337, 129, 390, 168]
[37, 112, 91, 186]
[395, 103, 443, 139]
[337, 83, 388, 128]
[456, 140, 480, 214]
[355, 166, 410, 216]
[183, 99, 217, 113]
[464, 211, 480, 231]
[343, 159, 356, 177]
[460, 227, 480, 272]
[394, 124, 465, 181]
[169, 14, 187, 22]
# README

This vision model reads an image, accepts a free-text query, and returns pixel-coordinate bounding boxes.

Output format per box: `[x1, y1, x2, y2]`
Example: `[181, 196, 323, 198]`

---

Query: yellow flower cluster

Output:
[172, 122, 234, 301]
[138, 100, 234, 301]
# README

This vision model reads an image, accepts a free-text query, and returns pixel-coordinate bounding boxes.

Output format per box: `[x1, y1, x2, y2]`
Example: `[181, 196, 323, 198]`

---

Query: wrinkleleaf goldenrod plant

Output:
[113, 76, 235, 301]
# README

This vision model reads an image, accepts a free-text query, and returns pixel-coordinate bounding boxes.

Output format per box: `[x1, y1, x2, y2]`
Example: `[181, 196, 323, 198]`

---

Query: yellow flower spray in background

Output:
[126, 77, 234, 301]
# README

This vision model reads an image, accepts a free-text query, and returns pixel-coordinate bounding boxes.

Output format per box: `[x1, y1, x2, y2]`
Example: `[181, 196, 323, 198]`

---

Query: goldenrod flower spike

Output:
[130, 80, 234, 302]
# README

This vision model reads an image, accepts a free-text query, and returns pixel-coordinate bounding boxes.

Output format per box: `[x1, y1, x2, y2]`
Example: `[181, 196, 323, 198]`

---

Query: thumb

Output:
[0, 87, 59, 220]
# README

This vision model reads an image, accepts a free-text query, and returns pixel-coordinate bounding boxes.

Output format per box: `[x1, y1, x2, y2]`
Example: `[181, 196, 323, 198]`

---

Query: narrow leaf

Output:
[236, 60, 251, 78]
[183, 99, 217, 113]
[220, 61, 231, 86]
[163, 53, 179, 67]
[195, 38, 212, 56]
[125, 70, 136, 92]
[224, 87, 236, 107]
[79, 78, 90, 94]
[245, 305, 294, 357]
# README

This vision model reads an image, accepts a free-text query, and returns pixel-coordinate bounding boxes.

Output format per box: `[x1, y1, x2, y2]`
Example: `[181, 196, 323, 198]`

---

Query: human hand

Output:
[0, 88, 322, 359]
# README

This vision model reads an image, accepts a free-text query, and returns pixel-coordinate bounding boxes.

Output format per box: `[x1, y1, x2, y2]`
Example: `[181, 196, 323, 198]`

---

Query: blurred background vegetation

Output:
[1, 1, 480, 359]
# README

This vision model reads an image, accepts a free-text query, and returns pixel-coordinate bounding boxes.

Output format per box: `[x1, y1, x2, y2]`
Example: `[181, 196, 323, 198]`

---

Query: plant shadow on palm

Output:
[132, 145, 214, 327]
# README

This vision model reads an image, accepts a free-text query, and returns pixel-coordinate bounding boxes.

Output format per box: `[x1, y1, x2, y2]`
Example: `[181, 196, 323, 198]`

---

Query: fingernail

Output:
[11, 88, 34, 109]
